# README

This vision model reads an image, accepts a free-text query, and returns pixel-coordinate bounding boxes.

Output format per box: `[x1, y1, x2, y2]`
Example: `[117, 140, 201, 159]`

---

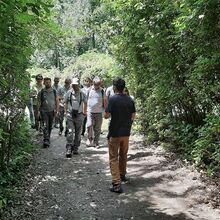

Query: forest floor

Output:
[2, 119, 220, 220]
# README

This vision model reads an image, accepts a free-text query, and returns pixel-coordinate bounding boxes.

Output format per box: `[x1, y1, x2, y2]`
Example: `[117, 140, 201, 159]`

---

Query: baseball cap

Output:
[72, 77, 80, 85]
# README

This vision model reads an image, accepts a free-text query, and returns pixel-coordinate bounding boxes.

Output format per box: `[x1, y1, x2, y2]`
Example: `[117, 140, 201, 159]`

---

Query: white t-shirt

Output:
[87, 87, 105, 113]
[106, 85, 115, 100]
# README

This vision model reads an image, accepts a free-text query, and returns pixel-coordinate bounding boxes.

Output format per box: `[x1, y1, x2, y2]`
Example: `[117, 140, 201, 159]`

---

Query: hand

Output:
[55, 111, 59, 118]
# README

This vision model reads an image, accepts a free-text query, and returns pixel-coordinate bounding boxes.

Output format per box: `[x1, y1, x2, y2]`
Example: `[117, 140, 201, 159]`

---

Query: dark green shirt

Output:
[38, 88, 57, 112]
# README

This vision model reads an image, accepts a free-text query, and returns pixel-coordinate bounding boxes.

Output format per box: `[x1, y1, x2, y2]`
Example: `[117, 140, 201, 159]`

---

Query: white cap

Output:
[93, 76, 101, 83]
[72, 77, 79, 85]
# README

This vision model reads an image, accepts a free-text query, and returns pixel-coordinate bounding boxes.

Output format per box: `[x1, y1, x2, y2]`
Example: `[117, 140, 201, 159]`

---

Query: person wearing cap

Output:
[86, 76, 107, 148]
[64, 77, 87, 157]
[52, 76, 63, 128]
[30, 74, 44, 131]
[104, 78, 136, 193]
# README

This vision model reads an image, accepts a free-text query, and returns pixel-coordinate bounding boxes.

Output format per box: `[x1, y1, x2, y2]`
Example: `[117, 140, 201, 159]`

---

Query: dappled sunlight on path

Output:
[3, 121, 220, 220]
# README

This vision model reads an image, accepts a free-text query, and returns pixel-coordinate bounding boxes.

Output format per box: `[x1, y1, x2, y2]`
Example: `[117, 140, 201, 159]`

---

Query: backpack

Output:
[40, 88, 56, 105]
[68, 91, 83, 107]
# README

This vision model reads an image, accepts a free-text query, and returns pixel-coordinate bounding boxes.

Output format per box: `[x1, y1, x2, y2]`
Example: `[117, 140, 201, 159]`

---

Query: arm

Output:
[64, 102, 68, 115]
[104, 96, 112, 119]
[55, 95, 60, 113]
[104, 111, 110, 119]
[83, 103, 87, 115]
[131, 112, 136, 121]
[37, 91, 41, 112]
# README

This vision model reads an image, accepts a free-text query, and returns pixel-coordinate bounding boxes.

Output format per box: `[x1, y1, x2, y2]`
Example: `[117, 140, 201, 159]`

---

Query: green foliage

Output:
[0, 120, 34, 211]
[101, 0, 220, 174]
[0, 0, 52, 211]
[62, 51, 118, 86]
[193, 115, 220, 175]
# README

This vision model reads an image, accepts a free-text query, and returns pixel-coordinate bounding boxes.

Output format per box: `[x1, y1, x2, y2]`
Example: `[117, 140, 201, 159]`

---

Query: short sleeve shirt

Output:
[106, 94, 136, 137]
[60, 86, 71, 106]
[38, 88, 57, 112]
[87, 87, 105, 113]
[106, 86, 115, 100]
[64, 89, 87, 113]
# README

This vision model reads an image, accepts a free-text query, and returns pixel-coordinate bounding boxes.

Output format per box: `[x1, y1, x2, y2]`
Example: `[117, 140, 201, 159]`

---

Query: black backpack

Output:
[40, 88, 56, 105]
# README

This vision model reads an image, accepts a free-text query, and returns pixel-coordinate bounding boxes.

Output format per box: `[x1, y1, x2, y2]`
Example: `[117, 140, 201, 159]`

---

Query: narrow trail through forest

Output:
[3, 121, 220, 220]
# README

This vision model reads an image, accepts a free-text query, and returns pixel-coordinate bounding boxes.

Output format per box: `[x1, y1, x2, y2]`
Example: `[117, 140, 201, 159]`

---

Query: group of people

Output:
[28, 74, 136, 193]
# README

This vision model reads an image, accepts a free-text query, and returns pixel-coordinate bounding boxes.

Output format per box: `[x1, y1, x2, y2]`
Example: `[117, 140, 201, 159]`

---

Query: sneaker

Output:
[95, 144, 100, 149]
[86, 139, 94, 147]
[59, 131, 62, 136]
[120, 175, 129, 183]
[110, 184, 123, 193]
[66, 149, 72, 158]
[64, 129, 68, 137]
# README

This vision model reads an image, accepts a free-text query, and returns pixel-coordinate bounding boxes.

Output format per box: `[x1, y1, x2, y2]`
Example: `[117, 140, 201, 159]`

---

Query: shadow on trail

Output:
[3, 129, 218, 220]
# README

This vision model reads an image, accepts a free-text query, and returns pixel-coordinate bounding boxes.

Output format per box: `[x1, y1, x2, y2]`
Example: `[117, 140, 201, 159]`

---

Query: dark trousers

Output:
[41, 111, 54, 142]
[81, 116, 87, 135]
[59, 106, 65, 131]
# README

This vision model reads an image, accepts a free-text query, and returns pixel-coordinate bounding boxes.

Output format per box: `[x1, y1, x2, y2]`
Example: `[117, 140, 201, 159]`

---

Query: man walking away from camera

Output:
[104, 78, 136, 193]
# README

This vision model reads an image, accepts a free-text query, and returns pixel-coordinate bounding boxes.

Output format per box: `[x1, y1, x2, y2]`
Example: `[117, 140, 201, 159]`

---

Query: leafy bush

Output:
[193, 115, 220, 175]
[100, 0, 220, 175]
[0, 119, 34, 211]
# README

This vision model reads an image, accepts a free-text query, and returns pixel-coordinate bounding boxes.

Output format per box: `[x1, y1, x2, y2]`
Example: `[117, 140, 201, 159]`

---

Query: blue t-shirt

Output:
[106, 94, 136, 137]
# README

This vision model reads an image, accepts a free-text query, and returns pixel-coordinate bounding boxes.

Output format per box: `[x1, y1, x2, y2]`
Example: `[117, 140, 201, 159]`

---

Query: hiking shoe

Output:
[43, 141, 50, 148]
[86, 139, 94, 147]
[120, 175, 129, 183]
[110, 184, 123, 193]
[72, 150, 78, 155]
[66, 149, 72, 158]
[64, 129, 68, 137]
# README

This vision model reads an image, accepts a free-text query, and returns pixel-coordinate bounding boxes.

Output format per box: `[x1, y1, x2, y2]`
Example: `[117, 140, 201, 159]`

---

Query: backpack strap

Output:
[41, 88, 57, 106]
[69, 91, 82, 108]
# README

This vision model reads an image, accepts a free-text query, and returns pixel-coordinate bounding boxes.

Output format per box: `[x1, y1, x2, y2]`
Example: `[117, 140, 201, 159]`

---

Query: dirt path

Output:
[3, 122, 220, 220]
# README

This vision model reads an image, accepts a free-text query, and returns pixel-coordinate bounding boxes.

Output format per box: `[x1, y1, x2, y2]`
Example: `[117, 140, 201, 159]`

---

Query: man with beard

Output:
[37, 77, 60, 147]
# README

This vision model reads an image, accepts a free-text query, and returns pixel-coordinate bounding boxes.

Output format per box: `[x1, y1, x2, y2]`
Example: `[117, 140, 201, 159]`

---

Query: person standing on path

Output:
[31, 74, 44, 131]
[64, 78, 87, 157]
[52, 76, 62, 128]
[37, 77, 60, 147]
[27, 83, 35, 128]
[58, 77, 72, 136]
[86, 76, 107, 148]
[81, 77, 92, 136]
[104, 78, 136, 193]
